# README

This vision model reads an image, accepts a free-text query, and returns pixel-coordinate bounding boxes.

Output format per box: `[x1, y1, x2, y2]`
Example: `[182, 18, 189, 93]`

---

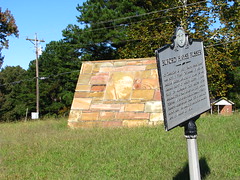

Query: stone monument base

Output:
[68, 57, 163, 128]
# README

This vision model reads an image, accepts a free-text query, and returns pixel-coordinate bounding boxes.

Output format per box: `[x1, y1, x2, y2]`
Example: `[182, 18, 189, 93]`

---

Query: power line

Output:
[77, 0, 233, 33]
[92, 0, 207, 25]
[0, 38, 239, 88]
[0, 70, 79, 87]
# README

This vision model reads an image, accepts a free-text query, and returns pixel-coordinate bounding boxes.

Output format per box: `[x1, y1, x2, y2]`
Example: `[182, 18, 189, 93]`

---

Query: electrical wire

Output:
[0, 38, 238, 88]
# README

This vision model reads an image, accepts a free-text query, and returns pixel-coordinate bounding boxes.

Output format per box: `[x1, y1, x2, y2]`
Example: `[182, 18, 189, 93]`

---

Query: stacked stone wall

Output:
[68, 57, 163, 128]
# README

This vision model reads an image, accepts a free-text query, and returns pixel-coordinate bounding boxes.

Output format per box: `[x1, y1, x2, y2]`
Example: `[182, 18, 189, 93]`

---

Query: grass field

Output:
[0, 113, 239, 180]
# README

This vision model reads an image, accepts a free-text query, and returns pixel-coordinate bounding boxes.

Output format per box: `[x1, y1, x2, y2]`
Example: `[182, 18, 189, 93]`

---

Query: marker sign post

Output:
[156, 27, 210, 180]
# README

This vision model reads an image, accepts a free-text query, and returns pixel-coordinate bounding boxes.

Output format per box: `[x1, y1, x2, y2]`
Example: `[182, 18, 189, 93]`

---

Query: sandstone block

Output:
[76, 85, 91, 91]
[131, 90, 154, 100]
[91, 85, 106, 92]
[116, 112, 149, 120]
[74, 92, 89, 98]
[99, 111, 116, 120]
[68, 110, 82, 122]
[150, 113, 164, 122]
[154, 90, 161, 101]
[145, 101, 162, 113]
[71, 98, 92, 110]
[78, 74, 92, 84]
[91, 104, 122, 111]
[81, 63, 93, 74]
[81, 112, 99, 121]
[125, 104, 145, 112]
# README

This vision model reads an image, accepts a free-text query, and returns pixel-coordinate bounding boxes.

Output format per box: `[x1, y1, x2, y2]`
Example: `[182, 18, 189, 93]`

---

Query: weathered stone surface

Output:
[68, 110, 82, 122]
[125, 103, 145, 112]
[81, 112, 99, 121]
[71, 98, 92, 110]
[142, 59, 156, 64]
[81, 63, 93, 74]
[105, 72, 134, 100]
[78, 74, 92, 84]
[145, 101, 162, 113]
[126, 60, 143, 65]
[90, 104, 122, 111]
[69, 57, 163, 128]
[74, 92, 89, 98]
[116, 112, 149, 120]
[91, 85, 106, 92]
[150, 113, 164, 122]
[76, 85, 91, 91]
[99, 111, 116, 120]
[89, 92, 104, 99]
[141, 79, 159, 89]
[114, 61, 126, 66]
[154, 90, 161, 101]
[131, 90, 154, 100]
[90, 74, 109, 84]
[146, 63, 157, 70]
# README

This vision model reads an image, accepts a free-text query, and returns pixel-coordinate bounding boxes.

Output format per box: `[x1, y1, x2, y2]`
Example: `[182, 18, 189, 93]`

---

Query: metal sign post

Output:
[156, 27, 210, 180]
[184, 116, 201, 180]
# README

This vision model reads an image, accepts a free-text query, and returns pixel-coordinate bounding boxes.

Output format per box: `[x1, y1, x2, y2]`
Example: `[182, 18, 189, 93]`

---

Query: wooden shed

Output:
[211, 97, 234, 115]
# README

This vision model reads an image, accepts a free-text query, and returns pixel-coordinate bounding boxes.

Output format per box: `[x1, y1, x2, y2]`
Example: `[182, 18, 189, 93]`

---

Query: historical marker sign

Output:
[156, 27, 210, 131]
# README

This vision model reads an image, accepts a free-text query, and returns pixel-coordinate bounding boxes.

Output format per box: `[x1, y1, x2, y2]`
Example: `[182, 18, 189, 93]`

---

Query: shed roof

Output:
[212, 97, 234, 106]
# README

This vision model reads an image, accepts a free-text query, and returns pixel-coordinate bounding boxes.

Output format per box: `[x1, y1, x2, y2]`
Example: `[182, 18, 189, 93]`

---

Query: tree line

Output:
[0, 0, 239, 121]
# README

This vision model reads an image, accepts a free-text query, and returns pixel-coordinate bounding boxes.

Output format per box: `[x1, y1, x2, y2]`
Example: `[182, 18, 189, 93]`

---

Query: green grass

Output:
[0, 114, 239, 180]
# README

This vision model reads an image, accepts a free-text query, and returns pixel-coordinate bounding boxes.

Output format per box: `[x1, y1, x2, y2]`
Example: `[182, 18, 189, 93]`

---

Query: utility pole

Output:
[26, 33, 45, 118]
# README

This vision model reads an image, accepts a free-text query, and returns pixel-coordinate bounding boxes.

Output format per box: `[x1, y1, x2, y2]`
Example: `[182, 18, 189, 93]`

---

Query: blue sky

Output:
[1, 0, 85, 70]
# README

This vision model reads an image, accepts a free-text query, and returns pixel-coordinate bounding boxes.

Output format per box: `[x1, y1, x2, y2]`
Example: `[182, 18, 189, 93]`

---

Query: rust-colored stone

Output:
[154, 90, 161, 101]
[91, 85, 106, 91]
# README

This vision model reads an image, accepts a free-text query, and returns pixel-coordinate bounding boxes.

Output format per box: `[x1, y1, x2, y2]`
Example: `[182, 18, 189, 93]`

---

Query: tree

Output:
[0, 66, 33, 121]
[35, 40, 81, 116]
[204, 0, 239, 101]
[63, 0, 239, 103]
[0, 8, 19, 68]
